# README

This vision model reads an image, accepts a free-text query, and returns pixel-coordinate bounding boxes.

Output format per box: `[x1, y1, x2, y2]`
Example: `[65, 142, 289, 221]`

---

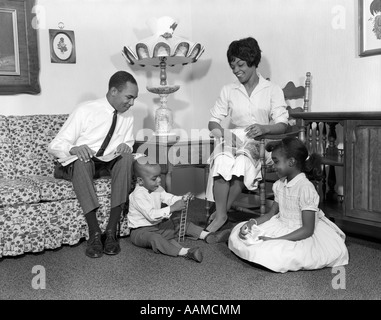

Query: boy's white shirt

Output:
[128, 185, 182, 229]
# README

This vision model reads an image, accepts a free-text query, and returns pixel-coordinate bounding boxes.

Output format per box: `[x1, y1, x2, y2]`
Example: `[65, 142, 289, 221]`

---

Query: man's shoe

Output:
[103, 229, 121, 255]
[205, 229, 231, 244]
[85, 232, 103, 258]
[184, 247, 203, 263]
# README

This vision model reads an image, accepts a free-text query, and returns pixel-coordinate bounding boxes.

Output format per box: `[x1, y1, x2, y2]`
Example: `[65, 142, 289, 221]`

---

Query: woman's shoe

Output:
[204, 229, 231, 244]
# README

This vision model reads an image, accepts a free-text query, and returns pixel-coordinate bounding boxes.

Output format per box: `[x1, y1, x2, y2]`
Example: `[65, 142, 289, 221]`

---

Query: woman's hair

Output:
[266, 137, 322, 181]
[227, 37, 261, 68]
[108, 71, 137, 91]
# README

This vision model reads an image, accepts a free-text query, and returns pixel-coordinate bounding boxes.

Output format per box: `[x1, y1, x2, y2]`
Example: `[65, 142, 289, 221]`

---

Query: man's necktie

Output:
[96, 110, 117, 157]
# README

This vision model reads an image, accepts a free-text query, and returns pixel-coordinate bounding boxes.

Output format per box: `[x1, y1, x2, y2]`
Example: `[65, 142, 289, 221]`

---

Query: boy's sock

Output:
[178, 248, 189, 256]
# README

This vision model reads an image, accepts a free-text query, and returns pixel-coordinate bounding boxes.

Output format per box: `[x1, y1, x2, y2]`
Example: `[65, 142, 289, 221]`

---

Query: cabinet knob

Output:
[352, 131, 356, 143]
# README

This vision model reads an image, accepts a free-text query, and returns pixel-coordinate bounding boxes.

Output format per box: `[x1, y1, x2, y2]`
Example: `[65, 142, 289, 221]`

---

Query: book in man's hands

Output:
[58, 152, 146, 166]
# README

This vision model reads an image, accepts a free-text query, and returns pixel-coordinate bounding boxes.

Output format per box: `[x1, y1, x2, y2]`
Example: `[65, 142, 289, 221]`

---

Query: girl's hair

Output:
[266, 137, 323, 181]
[227, 37, 261, 68]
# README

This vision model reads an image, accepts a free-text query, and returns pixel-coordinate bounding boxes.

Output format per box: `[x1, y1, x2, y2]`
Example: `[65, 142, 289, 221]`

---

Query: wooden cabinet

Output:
[292, 112, 381, 239]
[344, 119, 381, 226]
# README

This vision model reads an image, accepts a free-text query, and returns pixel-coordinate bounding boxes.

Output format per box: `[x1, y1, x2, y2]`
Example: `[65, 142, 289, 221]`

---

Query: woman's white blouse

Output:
[209, 73, 288, 128]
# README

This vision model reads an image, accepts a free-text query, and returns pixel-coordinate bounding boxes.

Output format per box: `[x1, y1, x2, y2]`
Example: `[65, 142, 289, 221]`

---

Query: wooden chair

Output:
[231, 72, 311, 215]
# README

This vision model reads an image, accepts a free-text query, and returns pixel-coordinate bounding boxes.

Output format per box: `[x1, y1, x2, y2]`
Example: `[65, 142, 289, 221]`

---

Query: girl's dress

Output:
[228, 173, 349, 273]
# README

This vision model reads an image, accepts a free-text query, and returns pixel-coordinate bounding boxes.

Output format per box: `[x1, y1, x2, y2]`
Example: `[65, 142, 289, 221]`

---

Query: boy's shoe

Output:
[205, 229, 231, 244]
[86, 232, 103, 258]
[184, 247, 203, 263]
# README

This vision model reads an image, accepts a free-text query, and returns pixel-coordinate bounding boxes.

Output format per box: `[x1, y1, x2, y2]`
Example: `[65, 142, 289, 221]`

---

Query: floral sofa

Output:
[0, 114, 129, 258]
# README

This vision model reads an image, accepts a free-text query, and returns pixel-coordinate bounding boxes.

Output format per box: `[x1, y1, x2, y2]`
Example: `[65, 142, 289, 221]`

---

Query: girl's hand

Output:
[239, 223, 250, 239]
[258, 236, 275, 241]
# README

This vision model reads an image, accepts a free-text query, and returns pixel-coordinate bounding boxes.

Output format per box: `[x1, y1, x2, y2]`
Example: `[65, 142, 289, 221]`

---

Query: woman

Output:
[205, 37, 289, 232]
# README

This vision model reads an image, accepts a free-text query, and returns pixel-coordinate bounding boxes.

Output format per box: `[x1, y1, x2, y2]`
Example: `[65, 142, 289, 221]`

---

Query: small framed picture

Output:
[359, 0, 381, 57]
[49, 29, 76, 63]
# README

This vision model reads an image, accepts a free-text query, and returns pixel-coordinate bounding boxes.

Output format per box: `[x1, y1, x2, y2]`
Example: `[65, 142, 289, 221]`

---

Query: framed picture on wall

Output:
[0, 8, 20, 76]
[359, 0, 381, 57]
[0, 0, 40, 95]
[49, 29, 76, 63]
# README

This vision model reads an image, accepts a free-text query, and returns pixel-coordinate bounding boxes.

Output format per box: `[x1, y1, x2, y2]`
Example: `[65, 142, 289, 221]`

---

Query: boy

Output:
[127, 156, 230, 262]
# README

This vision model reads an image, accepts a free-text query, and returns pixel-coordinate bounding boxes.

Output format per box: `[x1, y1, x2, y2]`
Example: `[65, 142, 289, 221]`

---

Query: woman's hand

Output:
[245, 124, 268, 139]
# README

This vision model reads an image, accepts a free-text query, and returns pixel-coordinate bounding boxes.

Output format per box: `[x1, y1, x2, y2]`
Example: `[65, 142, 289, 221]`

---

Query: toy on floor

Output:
[178, 194, 192, 242]
[238, 220, 264, 245]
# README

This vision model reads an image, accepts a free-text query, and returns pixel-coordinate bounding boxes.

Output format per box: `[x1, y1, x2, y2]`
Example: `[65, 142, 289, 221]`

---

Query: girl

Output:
[228, 137, 349, 273]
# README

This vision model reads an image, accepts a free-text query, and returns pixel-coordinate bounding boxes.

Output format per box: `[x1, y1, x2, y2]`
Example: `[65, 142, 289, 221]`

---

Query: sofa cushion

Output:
[7, 114, 68, 177]
[0, 196, 129, 257]
[20, 175, 112, 201]
[0, 116, 16, 179]
[0, 179, 40, 206]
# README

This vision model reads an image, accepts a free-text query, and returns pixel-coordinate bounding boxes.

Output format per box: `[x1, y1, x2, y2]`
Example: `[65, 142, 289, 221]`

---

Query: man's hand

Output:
[116, 143, 132, 154]
[70, 145, 95, 162]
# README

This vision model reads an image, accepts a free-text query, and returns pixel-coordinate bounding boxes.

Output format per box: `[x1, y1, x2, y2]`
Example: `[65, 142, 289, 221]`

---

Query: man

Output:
[48, 71, 139, 258]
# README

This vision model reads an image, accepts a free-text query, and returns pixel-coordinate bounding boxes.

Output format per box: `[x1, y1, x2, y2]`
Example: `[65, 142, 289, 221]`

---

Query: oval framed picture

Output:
[49, 29, 76, 63]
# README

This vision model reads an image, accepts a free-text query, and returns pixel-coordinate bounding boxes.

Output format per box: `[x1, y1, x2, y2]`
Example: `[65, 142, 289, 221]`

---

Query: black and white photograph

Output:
[0, 0, 380, 309]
